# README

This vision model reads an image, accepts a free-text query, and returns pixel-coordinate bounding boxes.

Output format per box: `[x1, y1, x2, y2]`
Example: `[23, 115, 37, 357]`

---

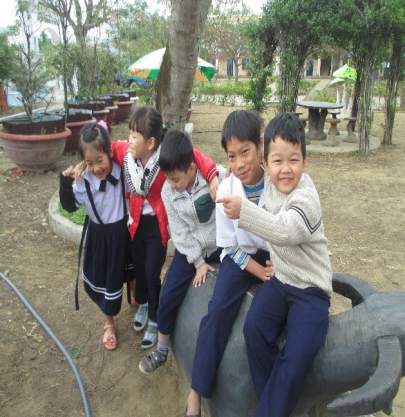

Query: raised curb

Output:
[48, 191, 82, 245]
[48, 191, 175, 256]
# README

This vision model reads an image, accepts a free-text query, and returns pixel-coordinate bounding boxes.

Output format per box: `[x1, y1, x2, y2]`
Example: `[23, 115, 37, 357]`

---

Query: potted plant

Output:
[110, 93, 132, 122]
[98, 95, 119, 125]
[0, 1, 71, 171]
[64, 108, 96, 152]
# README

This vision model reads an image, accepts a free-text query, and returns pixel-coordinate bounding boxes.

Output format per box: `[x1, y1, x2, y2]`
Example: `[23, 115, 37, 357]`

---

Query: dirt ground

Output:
[1, 103, 405, 417]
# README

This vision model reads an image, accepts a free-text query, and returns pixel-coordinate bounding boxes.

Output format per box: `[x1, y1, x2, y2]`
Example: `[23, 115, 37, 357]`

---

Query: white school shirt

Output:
[73, 162, 126, 224]
[216, 173, 268, 260]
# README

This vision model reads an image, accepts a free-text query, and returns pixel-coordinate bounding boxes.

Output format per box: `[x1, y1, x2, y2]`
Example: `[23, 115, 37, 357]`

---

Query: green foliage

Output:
[136, 84, 155, 105]
[243, 17, 277, 111]
[262, 0, 334, 112]
[311, 89, 335, 103]
[58, 205, 86, 225]
[0, 30, 16, 83]
[107, 1, 168, 70]
[193, 80, 250, 97]
[374, 80, 387, 97]
[11, 1, 52, 118]
[201, 1, 253, 80]
[298, 79, 317, 95]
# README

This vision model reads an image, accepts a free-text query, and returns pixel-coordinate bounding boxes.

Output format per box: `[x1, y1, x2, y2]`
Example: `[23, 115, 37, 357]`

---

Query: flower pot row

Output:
[0, 92, 137, 172]
[68, 93, 134, 125]
[0, 112, 71, 171]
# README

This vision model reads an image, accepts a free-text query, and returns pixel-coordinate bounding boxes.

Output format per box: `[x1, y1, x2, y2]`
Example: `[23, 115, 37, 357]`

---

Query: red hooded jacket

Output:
[111, 141, 218, 245]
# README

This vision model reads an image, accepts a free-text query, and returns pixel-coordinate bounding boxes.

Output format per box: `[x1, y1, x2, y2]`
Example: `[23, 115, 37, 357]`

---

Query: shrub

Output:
[59, 205, 86, 225]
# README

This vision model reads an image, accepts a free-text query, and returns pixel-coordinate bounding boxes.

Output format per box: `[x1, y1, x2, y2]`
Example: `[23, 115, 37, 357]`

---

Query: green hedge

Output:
[193, 80, 251, 97]
[58, 205, 86, 225]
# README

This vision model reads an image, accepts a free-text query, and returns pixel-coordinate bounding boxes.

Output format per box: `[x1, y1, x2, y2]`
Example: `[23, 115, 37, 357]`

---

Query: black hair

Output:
[78, 122, 111, 159]
[128, 106, 165, 151]
[264, 112, 306, 160]
[159, 129, 194, 173]
[221, 109, 263, 151]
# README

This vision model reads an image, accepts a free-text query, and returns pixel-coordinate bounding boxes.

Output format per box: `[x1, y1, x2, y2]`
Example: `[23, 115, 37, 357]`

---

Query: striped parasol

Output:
[128, 48, 216, 81]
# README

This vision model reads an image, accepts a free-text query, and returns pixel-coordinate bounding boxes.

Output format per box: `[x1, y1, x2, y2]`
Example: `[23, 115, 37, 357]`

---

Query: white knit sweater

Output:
[239, 173, 332, 296]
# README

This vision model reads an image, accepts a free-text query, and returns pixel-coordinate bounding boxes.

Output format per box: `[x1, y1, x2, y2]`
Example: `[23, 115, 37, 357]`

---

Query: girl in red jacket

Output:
[111, 106, 218, 348]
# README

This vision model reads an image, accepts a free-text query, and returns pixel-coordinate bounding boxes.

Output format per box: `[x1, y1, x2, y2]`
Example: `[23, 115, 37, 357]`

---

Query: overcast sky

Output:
[0, 0, 265, 29]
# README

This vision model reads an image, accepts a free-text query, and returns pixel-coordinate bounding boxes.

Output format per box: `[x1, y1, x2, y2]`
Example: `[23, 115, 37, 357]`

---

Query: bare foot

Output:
[186, 389, 201, 416]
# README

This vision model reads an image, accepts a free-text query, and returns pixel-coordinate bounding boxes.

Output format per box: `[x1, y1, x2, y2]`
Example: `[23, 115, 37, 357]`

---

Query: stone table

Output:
[297, 101, 343, 142]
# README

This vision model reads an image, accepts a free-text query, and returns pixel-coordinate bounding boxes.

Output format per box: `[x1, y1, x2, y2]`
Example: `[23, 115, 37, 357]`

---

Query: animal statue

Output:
[172, 271, 404, 417]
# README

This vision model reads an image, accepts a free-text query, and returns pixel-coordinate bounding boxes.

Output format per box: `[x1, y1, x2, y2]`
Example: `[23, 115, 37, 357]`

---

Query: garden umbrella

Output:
[128, 48, 216, 81]
[332, 64, 357, 82]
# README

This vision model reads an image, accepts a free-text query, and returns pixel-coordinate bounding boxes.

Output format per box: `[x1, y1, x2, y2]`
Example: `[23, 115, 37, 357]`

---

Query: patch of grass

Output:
[58, 204, 86, 225]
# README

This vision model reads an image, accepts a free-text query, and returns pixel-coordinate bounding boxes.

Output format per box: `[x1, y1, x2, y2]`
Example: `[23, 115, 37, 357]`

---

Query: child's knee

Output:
[243, 309, 259, 340]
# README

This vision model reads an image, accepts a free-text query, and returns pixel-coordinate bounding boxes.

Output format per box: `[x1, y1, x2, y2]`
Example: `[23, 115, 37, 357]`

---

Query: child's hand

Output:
[208, 176, 219, 201]
[264, 260, 274, 280]
[192, 262, 215, 288]
[62, 165, 76, 178]
[216, 196, 242, 219]
[73, 161, 86, 180]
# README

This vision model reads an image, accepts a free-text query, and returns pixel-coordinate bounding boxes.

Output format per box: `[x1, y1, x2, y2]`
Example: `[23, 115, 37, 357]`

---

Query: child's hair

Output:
[79, 122, 111, 159]
[221, 109, 263, 151]
[128, 106, 165, 150]
[263, 112, 306, 160]
[159, 129, 194, 173]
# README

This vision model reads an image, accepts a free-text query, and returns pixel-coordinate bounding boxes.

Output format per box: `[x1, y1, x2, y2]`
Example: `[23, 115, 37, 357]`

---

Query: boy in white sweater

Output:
[219, 113, 332, 417]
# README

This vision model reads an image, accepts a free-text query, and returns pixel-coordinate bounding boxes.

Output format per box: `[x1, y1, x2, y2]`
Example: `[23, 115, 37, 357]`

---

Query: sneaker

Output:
[133, 303, 148, 331]
[141, 321, 158, 349]
[139, 349, 167, 374]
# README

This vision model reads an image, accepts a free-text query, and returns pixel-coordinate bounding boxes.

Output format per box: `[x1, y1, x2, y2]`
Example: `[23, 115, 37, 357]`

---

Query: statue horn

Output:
[326, 335, 402, 416]
[332, 273, 376, 306]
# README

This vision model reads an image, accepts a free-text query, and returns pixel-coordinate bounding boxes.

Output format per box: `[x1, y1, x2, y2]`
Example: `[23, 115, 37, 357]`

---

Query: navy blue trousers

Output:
[191, 250, 269, 397]
[244, 277, 330, 417]
[157, 249, 220, 335]
[131, 215, 167, 322]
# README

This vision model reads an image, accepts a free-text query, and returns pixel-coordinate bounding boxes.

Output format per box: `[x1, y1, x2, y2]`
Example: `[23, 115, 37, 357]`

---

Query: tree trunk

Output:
[0, 83, 8, 112]
[156, 0, 212, 128]
[358, 56, 375, 155]
[278, 45, 306, 113]
[400, 83, 405, 108]
[234, 59, 239, 82]
[383, 30, 403, 145]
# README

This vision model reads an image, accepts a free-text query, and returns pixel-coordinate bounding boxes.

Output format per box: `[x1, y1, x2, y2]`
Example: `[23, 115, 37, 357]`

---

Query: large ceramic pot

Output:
[110, 94, 132, 123]
[98, 96, 119, 125]
[0, 112, 70, 171]
[0, 127, 71, 171]
[65, 109, 96, 153]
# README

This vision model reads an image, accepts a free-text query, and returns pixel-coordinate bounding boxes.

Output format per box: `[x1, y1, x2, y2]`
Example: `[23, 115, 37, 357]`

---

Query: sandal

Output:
[103, 323, 117, 350]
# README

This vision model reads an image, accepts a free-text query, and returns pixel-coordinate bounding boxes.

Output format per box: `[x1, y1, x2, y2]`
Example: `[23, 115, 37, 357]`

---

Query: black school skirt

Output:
[82, 217, 130, 316]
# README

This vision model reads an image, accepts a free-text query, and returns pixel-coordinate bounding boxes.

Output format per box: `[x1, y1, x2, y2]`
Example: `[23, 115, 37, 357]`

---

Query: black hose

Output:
[0, 271, 93, 417]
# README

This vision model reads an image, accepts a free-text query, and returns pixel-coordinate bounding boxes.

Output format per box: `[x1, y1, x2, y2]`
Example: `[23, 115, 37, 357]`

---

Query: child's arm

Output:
[162, 186, 209, 275]
[192, 148, 219, 200]
[59, 167, 79, 213]
[220, 192, 321, 246]
[110, 140, 129, 166]
[216, 187, 271, 282]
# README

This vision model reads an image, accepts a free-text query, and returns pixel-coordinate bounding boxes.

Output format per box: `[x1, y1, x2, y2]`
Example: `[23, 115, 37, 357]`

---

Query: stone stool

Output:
[329, 110, 341, 135]
[343, 117, 357, 143]
[324, 118, 341, 146]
